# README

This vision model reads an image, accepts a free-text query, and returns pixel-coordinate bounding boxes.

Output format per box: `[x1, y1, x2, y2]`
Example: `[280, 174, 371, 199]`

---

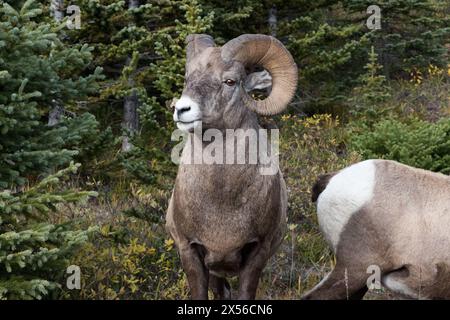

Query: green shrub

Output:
[348, 46, 392, 123]
[0, 1, 99, 299]
[350, 117, 450, 173]
[62, 182, 189, 300]
[66, 227, 187, 300]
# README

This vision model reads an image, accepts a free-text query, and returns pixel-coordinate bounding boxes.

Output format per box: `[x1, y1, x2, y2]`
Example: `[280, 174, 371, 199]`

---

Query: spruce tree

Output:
[68, 0, 213, 183]
[343, 0, 450, 77]
[348, 46, 391, 120]
[0, 0, 100, 299]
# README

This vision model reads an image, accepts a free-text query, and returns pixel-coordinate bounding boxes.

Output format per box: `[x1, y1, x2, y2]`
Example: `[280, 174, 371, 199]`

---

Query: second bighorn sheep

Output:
[303, 159, 450, 299]
[166, 34, 298, 299]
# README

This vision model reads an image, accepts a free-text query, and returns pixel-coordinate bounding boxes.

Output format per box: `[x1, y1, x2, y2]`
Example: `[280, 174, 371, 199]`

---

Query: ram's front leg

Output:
[179, 243, 209, 300]
[237, 242, 269, 300]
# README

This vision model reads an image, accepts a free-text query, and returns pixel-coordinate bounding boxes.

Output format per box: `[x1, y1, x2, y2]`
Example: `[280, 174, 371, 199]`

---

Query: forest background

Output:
[0, 0, 449, 299]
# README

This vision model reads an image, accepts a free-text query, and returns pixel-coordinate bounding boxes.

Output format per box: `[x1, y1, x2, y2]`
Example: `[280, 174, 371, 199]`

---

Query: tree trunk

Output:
[129, 0, 139, 8]
[48, 1, 65, 125]
[50, 0, 64, 22]
[122, 69, 139, 152]
[268, 6, 277, 37]
[122, 0, 140, 152]
[48, 102, 63, 126]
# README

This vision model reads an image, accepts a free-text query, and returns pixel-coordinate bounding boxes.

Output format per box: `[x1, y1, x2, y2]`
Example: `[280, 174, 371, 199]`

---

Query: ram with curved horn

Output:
[166, 34, 298, 299]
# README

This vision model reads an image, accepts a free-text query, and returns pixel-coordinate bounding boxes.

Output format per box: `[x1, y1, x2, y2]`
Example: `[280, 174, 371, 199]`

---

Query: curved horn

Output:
[221, 34, 298, 115]
[186, 34, 215, 63]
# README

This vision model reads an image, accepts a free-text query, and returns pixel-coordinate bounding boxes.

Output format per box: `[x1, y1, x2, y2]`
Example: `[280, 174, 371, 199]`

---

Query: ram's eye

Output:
[224, 79, 236, 86]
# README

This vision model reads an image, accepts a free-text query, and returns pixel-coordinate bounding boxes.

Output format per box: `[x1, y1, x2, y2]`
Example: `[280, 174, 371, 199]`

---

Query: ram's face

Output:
[173, 48, 272, 132]
[173, 34, 298, 133]
[174, 48, 240, 132]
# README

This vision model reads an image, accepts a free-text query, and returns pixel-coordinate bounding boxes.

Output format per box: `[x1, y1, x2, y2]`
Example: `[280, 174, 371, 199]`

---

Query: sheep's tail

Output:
[311, 172, 336, 203]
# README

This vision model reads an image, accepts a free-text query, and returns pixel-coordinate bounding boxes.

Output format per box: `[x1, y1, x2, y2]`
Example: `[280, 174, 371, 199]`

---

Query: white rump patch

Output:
[316, 160, 376, 252]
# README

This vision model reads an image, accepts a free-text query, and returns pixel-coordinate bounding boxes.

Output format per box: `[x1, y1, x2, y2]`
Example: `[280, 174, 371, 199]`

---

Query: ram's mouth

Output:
[176, 119, 201, 124]
[176, 119, 202, 132]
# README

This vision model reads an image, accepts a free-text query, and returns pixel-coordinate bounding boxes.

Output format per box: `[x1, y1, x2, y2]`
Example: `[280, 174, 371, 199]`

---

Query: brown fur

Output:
[303, 160, 450, 300]
[311, 173, 335, 203]
[166, 34, 296, 300]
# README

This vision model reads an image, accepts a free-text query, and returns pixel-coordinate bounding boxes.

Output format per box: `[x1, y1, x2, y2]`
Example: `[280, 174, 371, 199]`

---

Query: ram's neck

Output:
[177, 114, 280, 205]
[176, 141, 278, 209]
[181, 120, 276, 168]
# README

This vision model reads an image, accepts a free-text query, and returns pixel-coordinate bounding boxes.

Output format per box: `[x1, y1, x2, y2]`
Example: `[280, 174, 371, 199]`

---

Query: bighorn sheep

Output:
[166, 34, 298, 299]
[303, 159, 450, 300]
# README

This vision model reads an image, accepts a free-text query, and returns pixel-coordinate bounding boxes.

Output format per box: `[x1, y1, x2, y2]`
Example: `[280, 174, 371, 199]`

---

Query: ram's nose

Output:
[173, 95, 201, 123]
[177, 106, 191, 118]
[175, 96, 195, 114]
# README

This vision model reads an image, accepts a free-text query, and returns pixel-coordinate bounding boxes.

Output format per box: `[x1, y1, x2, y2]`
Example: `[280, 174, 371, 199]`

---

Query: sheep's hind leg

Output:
[302, 264, 369, 300]
[209, 275, 231, 300]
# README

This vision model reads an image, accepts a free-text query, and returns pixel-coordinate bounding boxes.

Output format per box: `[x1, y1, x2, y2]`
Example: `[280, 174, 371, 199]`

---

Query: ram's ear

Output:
[244, 70, 272, 93]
